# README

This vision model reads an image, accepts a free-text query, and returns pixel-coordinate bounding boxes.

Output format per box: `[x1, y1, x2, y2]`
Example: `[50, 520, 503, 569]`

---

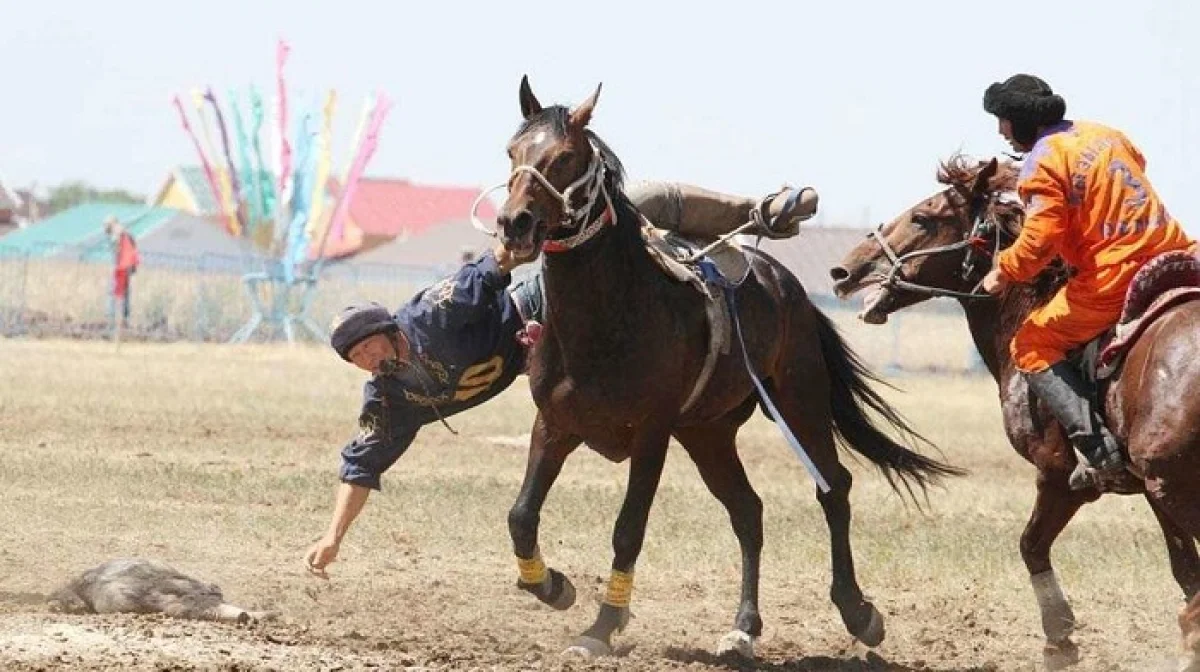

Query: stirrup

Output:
[1067, 457, 1128, 491]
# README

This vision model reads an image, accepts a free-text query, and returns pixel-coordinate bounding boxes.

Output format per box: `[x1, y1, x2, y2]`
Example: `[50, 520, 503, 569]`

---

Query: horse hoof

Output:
[1042, 638, 1080, 670]
[853, 604, 886, 648]
[517, 569, 576, 611]
[716, 630, 755, 658]
[563, 635, 611, 659]
[1040, 603, 1077, 643]
[547, 569, 576, 611]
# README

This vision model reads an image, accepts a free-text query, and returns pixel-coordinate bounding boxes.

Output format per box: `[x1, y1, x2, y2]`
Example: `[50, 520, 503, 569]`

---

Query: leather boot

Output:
[752, 185, 819, 239]
[1024, 361, 1127, 490]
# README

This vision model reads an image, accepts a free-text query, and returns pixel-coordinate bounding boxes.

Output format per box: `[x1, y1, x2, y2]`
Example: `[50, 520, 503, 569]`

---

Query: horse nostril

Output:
[830, 266, 850, 282]
[510, 211, 534, 237]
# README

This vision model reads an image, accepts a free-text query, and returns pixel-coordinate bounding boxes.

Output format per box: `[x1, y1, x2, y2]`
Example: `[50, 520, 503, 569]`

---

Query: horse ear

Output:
[568, 82, 602, 130]
[971, 157, 999, 195]
[519, 75, 542, 120]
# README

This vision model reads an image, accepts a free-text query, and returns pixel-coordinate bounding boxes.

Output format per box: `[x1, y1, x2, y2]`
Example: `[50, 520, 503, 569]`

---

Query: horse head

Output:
[830, 154, 1021, 323]
[496, 75, 620, 259]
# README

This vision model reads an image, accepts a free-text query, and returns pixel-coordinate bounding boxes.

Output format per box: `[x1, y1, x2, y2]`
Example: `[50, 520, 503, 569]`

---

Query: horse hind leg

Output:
[1146, 497, 1200, 672]
[759, 378, 884, 647]
[1138, 439, 1200, 666]
[1146, 494, 1200, 600]
[674, 411, 764, 660]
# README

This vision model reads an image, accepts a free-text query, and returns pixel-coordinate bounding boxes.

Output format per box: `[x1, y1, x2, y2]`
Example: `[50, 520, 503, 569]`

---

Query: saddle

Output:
[640, 215, 752, 414]
[1076, 250, 1200, 384]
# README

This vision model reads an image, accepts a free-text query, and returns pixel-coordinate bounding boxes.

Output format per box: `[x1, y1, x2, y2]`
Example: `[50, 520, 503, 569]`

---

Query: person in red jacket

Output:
[979, 74, 1196, 490]
[104, 215, 139, 329]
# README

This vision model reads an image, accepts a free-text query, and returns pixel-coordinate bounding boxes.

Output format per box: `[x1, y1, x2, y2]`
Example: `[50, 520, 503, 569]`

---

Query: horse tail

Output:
[813, 308, 967, 503]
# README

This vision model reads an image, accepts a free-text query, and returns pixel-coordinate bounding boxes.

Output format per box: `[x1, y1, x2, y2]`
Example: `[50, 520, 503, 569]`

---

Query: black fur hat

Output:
[983, 74, 1066, 145]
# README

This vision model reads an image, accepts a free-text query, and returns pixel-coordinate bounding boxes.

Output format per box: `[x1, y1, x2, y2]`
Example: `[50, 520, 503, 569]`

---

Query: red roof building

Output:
[314, 177, 497, 262]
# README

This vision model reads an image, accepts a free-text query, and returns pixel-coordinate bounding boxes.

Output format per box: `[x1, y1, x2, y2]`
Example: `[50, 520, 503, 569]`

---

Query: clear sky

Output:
[3, 0, 1196, 232]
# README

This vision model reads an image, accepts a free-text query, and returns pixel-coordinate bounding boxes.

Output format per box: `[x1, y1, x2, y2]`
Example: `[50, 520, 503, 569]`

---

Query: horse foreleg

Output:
[1020, 472, 1096, 668]
[565, 428, 671, 658]
[675, 420, 764, 659]
[508, 411, 581, 610]
[763, 376, 883, 647]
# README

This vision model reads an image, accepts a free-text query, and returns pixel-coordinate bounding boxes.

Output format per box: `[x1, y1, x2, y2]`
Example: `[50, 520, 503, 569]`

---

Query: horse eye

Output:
[546, 152, 575, 173]
[911, 215, 933, 230]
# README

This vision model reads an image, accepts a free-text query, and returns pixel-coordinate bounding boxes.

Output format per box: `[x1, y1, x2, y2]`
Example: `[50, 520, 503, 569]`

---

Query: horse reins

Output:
[869, 191, 1015, 302]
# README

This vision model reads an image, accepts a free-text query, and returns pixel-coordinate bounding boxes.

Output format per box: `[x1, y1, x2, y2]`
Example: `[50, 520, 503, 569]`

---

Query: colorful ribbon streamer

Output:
[193, 89, 238, 234]
[249, 86, 277, 224]
[170, 95, 224, 224]
[305, 90, 337, 245]
[205, 88, 245, 236]
[274, 39, 293, 228]
[228, 88, 262, 233]
[326, 93, 389, 246]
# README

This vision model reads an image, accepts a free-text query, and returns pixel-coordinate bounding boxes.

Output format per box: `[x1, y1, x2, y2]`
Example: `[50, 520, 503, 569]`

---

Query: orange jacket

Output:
[996, 120, 1192, 294]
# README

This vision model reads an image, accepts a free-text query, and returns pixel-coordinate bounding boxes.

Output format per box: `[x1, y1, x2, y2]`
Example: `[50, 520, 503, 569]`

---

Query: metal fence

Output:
[0, 244, 986, 375]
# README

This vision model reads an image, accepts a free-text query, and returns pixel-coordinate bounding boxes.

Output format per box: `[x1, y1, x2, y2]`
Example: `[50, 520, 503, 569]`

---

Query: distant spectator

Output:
[104, 215, 139, 329]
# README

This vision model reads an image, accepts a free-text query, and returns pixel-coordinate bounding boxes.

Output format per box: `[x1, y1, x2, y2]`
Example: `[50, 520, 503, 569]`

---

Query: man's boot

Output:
[752, 185, 819, 239]
[1024, 361, 1127, 490]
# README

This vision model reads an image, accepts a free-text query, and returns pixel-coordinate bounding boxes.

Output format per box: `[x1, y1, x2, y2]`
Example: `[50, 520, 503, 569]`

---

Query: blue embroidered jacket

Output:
[339, 251, 527, 490]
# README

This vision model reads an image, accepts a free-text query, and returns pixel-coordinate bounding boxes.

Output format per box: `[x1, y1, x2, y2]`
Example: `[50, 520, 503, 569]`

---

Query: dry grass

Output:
[0, 338, 1185, 671]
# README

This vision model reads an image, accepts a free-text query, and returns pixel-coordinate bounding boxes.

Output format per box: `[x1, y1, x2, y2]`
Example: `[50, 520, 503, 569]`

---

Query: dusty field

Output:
[0, 338, 1189, 671]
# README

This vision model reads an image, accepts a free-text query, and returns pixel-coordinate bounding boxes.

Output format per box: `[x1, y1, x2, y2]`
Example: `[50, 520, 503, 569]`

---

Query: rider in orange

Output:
[980, 74, 1195, 490]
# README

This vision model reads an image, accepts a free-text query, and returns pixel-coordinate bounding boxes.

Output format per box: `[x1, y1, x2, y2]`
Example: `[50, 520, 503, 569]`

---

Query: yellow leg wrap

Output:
[516, 549, 548, 585]
[603, 569, 635, 608]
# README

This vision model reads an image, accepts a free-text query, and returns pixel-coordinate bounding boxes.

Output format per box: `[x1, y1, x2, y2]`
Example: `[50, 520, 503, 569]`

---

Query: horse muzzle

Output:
[497, 210, 547, 260]
[857, 284, 894, 324]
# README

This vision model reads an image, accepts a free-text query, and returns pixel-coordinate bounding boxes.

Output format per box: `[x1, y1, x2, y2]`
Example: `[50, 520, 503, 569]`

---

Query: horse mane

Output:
[935, 151, 1068, 301]
[935, 151, 1020, 195]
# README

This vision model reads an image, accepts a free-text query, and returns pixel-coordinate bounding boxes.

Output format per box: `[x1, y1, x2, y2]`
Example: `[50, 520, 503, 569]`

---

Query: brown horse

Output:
[831, 153, 1200, 669]
[491, 76, 964, 660]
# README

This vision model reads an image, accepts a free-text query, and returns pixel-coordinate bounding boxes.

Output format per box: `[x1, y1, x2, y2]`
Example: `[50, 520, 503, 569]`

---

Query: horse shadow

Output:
[663, 647, 997, 672]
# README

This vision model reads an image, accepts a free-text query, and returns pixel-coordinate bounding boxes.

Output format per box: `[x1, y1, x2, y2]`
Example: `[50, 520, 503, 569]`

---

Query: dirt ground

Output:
[0, 339, 1191, 671]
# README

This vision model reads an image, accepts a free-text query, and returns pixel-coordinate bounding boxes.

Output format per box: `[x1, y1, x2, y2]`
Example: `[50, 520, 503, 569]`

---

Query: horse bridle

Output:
[470, 139, 615, 252]
[869, 190, 1015, 302]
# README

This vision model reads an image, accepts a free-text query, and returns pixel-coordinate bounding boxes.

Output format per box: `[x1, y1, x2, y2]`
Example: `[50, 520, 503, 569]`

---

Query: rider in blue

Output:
[303, 180, 818, 576]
